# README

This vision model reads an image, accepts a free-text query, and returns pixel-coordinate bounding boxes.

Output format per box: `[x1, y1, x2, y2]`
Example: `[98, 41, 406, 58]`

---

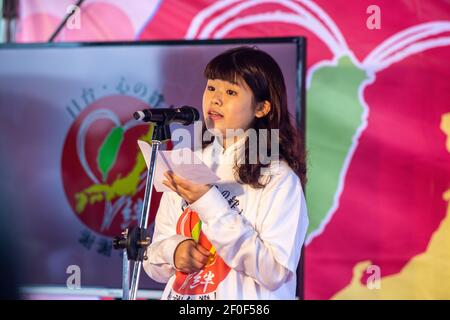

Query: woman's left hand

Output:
[162, 171, 212, 204]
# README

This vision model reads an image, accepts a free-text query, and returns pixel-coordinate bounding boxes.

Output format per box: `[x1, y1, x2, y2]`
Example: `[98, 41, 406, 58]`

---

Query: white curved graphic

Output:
[186, 0, 349, 57]
[77, 109, 121, 184]
[363, 21, 450, 73]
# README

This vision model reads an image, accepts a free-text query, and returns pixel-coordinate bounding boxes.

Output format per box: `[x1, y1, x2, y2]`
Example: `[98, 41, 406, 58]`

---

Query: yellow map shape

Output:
[75, 125, 154, 213]
[333, 113, 450, 299]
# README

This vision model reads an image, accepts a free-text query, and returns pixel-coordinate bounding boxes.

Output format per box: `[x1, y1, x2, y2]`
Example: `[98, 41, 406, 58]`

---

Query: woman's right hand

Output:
[174, 239, 210, 274]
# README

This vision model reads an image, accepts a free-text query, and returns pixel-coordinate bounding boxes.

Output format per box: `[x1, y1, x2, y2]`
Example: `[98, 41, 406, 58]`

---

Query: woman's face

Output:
[202, 78, 256, 141]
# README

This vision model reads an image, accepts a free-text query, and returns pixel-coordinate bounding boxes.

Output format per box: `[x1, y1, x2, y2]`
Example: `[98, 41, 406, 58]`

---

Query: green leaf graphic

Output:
[98, 126, 124, 182]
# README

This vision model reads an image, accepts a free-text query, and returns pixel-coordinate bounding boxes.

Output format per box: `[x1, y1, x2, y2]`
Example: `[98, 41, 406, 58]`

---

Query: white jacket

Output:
[143, 136, 309, 299]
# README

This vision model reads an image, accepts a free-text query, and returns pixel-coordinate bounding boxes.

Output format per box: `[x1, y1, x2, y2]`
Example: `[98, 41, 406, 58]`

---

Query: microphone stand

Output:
[113, 122, 171, 300]
[2, 0, 18, 43]
[48, 0, 86, 42]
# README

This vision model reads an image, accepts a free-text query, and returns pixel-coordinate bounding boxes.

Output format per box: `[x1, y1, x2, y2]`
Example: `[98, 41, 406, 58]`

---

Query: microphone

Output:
[133, 106, 200, 125]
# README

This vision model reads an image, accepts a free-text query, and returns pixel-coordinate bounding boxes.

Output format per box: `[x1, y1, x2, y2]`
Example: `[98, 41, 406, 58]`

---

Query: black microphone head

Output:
[178, 106, 200, 125]
[133, 106, 199, 125]
[133, 111, 145, 121]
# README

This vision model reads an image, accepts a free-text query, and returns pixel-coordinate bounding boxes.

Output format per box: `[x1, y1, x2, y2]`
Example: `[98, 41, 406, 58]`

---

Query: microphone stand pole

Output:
[48, 0, 86, 42]
[113, 122, 171, 300]
[2, 0, 18, 43]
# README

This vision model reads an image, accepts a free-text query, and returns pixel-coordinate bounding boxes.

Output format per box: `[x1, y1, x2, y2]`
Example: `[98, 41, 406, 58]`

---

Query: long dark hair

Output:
[202, 46, 307, 188]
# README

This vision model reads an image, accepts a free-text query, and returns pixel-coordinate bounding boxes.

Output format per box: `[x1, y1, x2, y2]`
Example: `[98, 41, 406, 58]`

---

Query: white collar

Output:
[212, 130, 248, 157]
